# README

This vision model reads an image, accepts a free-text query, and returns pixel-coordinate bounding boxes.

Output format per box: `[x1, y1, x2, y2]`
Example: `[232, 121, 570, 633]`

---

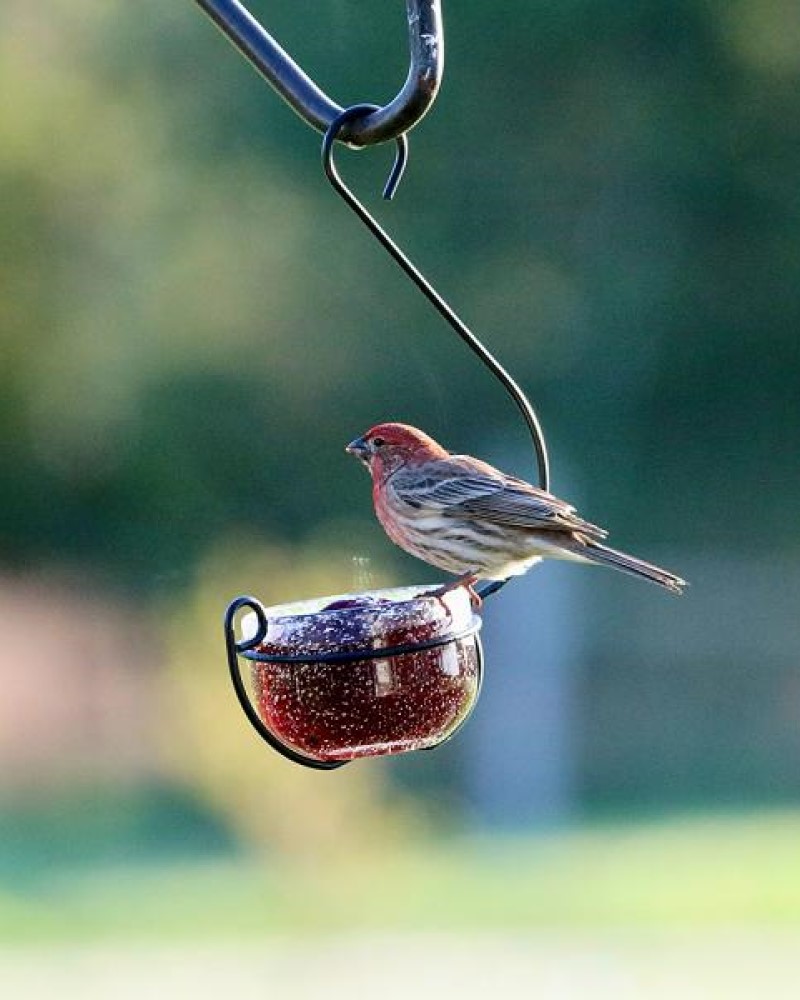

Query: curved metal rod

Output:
[241, 615, 482, 664]
[323, 103, 409, 201]
[322, 107, 551, 496]
[224, 596, 346, 770]
[192, 0, 443, 147]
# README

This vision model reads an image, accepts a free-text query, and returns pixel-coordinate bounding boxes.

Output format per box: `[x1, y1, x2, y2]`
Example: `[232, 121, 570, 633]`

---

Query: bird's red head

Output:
[346, 422, 449, 481]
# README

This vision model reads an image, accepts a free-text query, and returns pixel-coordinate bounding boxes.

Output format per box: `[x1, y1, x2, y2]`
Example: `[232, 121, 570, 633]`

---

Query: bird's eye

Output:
[371, 437, 385, 448]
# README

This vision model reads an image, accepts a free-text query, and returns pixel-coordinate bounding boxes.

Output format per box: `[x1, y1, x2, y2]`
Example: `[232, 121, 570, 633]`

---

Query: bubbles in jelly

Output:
[247, 587, 481, 762]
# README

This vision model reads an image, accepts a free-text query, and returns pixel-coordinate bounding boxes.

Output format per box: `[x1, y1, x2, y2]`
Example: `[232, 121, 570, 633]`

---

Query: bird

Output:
[346, 422, 685, 604]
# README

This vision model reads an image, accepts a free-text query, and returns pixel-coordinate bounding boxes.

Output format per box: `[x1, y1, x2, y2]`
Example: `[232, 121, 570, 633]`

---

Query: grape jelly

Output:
[242, 586, 481, 762]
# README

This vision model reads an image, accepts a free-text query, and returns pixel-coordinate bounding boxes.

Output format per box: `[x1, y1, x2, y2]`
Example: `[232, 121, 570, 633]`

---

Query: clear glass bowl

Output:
[239, 585, 482, 764]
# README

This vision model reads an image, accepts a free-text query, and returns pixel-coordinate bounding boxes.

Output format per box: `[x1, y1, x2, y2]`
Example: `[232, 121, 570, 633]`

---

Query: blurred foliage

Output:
[3, 810, 800, 942]
[2, 0, 799, 592]
[2, 0, 800, 834]
[0, 783, 236, 887]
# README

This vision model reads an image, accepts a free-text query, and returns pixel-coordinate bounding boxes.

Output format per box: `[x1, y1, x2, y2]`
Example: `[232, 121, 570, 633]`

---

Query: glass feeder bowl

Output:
[227, 585, 483, 768]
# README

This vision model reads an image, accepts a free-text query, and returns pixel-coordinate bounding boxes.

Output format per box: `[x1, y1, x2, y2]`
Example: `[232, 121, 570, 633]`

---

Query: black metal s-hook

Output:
[322, 107, 551, 497]
[189, 0, 548, 513]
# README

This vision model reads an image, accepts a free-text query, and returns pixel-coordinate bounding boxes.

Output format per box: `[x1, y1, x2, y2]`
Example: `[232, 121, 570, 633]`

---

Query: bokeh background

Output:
[2, 1, 799, 996]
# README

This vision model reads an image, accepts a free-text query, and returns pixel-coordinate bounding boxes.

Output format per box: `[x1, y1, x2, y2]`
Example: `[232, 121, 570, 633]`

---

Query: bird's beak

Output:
[345, 436, 370, 460]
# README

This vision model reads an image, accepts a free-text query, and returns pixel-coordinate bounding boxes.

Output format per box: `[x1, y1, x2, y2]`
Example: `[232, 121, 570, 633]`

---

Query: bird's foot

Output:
[466, 583, 483, 611]
[427, 575, 482, 611]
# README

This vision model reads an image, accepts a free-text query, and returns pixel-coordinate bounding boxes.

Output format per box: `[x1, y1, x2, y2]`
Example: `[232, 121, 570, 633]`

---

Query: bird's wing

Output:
[391, 456, 607, 537]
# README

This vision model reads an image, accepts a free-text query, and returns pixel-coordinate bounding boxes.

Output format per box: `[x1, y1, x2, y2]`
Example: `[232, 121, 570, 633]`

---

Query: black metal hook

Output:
[323, 104, 409, 202]
[322, 108, 551, 494]
[192, 0, 443, 147]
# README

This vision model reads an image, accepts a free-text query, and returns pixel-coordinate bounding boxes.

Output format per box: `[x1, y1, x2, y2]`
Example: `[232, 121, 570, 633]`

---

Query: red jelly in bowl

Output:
[239, 586, 482, 763]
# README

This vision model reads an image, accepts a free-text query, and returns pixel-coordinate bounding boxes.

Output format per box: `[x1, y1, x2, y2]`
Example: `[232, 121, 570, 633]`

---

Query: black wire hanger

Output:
[321, 105, 550, 599]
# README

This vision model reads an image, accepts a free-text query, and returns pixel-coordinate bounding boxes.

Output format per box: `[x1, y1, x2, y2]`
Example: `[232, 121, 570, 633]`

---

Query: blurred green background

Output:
[2, 1, 800, 995]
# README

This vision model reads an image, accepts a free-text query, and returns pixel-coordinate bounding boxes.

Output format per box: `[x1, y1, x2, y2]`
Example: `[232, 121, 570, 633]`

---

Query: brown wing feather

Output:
[390, 456, 607, 538]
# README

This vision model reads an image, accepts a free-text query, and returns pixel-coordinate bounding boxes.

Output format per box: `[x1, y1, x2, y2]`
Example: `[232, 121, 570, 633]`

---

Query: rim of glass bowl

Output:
[237, 585, 481, 664]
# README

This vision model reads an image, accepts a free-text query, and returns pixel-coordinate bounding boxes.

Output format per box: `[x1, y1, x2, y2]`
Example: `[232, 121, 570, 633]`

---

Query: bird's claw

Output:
[426, 575, 482, 611]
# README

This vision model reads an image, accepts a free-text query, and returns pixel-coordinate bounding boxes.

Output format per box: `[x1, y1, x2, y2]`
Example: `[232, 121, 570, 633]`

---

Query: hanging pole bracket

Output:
[192, 0, 444, 146]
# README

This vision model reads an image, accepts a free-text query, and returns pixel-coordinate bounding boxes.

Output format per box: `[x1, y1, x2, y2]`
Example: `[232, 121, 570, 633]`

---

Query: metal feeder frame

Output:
[225, 594, 484, 769]
[195, 1, 551, 765]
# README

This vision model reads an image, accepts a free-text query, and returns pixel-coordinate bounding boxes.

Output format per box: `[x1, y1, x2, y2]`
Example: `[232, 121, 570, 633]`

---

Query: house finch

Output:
[346, 422, 685, 600]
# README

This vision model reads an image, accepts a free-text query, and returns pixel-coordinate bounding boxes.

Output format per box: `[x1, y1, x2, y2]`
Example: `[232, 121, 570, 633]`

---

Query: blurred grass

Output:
[2, 810, 800, 943]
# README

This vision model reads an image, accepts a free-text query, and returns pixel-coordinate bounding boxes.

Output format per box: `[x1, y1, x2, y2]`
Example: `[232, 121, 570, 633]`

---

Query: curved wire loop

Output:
[323, 104, 409, 202]
[322, 109, 551, 489]
[193, 0, 443, 147]
[241, 615, 482, 664]
[224, 596, 346, 770]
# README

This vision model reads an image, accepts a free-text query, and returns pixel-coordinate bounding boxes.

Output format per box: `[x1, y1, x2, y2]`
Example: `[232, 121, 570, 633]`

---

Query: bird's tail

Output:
[577, 538, 686, 594]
